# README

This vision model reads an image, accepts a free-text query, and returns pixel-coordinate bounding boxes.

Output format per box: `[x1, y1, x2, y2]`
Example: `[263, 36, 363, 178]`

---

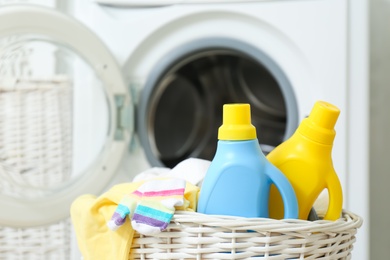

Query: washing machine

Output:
[72, 0, 345, 169]
[72, 0, 349, 190]
[0, 0, 368, 259]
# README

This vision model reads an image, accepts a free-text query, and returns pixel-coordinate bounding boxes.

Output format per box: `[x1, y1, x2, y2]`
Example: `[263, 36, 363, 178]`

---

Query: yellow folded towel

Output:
[70, 180, 199, 260]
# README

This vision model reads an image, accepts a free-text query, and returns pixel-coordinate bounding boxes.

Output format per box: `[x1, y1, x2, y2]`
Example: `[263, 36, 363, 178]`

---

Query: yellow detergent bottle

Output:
[267, 101, 343, 220]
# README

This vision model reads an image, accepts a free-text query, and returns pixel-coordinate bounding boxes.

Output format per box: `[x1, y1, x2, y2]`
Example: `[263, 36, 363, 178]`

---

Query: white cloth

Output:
[132, 158, 211, 186]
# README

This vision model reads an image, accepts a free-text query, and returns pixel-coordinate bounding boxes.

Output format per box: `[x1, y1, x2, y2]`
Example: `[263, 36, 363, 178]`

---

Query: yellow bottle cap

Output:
[298, 101, 340, 144]
[218, 103, 257, 140]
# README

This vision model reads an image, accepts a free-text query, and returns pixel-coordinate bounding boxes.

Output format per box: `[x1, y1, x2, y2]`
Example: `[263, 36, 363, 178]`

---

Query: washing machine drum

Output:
[139, 47, 296, 168]
[0, 5, 132, 227]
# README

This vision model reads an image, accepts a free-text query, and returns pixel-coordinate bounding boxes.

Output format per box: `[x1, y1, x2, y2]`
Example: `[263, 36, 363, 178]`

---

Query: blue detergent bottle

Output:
[197, 104, 298, 218]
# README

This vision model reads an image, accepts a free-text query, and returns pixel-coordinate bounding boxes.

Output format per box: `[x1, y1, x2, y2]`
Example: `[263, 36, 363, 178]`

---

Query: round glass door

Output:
[0, 6, 131, 226]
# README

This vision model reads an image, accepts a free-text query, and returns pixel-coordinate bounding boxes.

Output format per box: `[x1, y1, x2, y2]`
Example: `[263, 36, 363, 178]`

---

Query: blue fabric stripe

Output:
[132, 213, 169, 230]
[116, 204, 130, 218]
[134, 205, 172, 223]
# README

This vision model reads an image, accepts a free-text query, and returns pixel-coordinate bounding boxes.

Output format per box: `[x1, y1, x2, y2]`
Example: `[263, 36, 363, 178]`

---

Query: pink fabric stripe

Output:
[142, 188, 185, 197]
[132, 190, 143, 197]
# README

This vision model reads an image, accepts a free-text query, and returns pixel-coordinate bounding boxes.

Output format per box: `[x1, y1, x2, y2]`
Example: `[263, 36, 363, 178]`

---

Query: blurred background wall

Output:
[370, 0, 390, 259]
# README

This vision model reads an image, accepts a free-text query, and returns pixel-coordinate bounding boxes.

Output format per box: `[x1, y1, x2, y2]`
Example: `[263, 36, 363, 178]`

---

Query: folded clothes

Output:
[71, 179, 199, 260]
[108, 178, 186, 235]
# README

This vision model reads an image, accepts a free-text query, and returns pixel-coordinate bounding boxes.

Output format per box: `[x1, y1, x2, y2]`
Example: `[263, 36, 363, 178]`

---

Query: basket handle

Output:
[324, 171, 343, 220]
[265, 163, 298, 219]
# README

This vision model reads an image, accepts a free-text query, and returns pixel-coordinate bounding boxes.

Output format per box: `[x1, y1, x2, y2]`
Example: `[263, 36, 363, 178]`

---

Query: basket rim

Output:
[170, 210, 363, 233]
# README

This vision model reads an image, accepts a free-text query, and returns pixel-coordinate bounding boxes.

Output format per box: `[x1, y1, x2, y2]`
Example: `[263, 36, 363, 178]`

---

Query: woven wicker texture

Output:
[130, 210, 362, 260]
[0, 78, 73, 260]
[0, 219, 71, 260]
[0, 78, 73, 196]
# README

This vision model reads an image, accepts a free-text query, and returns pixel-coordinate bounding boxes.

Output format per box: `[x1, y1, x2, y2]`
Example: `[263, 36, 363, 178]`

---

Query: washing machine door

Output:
[0, 5, 132, 227]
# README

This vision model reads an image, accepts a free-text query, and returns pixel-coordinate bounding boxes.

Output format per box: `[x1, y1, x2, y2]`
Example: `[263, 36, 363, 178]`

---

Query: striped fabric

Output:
[108, 178, 186, 235]
[107, 190, 141, 231]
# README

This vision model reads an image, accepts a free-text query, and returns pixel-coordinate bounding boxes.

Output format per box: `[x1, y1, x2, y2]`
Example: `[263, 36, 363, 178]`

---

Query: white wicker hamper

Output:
[130, 210, 362, 260]
[0, 77, 73, 260]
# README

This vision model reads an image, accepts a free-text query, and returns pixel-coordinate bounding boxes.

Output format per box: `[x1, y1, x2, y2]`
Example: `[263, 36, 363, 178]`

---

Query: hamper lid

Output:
[0, 5, 133, 227]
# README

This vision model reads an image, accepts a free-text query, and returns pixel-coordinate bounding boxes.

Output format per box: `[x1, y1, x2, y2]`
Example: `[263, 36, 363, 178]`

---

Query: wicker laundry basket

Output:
[130, 210, 362, 260]
[0, 77, 73, 260]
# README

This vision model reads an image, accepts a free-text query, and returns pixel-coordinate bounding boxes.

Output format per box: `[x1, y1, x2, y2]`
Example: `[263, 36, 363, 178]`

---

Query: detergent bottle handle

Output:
[265, 163, 298, 219]
[324, 171, 343, 220]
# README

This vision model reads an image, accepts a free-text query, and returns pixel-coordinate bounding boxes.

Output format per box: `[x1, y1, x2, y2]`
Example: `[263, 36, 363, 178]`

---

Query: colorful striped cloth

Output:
[107, 178, 186, 235]
[107, 191, 141, 230]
